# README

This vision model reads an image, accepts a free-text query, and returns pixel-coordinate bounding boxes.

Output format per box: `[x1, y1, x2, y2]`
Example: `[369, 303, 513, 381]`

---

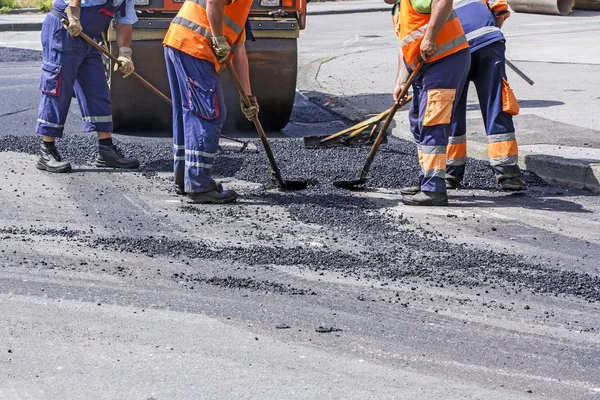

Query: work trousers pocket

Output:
[502, 78, 519, 115]
[39, 60, 62, 97]
[424, 88, 455, 126]
[186, 77, 219, 120]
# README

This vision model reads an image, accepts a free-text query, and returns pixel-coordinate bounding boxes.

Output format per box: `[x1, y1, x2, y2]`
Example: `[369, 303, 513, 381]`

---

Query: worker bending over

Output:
[36, 0, 140, 173]
[444, 0, 526, 191]
[163, 0, 257, 204]
[390, 0, 471, 206]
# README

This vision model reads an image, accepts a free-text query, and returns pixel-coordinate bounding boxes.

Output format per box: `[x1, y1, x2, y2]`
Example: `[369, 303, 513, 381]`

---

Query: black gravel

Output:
[0, 47, 42, 63]
[172, 272, 317, 295]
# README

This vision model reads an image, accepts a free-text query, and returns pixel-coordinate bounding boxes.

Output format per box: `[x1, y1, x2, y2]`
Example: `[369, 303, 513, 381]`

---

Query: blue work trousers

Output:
[409, 49, 471, 193]
[449, 41, 521, 181]
[164, 46, 226, 193]
[36, 13, 113, 137]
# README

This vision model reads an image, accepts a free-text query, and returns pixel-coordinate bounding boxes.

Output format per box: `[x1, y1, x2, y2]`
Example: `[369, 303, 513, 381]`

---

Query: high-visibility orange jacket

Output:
[163, 0, 253, 71]
[396, 0, 469, 69]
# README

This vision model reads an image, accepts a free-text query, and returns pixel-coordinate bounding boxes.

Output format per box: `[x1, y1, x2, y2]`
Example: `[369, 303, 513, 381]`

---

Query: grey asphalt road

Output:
[1, 12, 600, 400]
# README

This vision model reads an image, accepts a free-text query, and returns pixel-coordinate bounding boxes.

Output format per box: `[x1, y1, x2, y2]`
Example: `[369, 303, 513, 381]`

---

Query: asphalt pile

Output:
[0, 134, 545, 190]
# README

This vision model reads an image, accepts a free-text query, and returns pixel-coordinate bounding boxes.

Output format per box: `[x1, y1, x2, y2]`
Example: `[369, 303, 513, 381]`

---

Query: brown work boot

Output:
[400, 185, 420, 196]
[498, 176, 527, 191]
[402, 191, 449, 206]
[187, 189, 238, 204]
[175, 178, 223, 196]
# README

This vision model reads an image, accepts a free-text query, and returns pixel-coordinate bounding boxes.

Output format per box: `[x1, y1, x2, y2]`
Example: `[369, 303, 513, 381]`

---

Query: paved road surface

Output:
[1, 10, 599, 400]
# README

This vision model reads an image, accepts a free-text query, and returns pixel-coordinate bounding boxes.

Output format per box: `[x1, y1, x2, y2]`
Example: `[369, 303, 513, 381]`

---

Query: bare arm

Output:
[393, 50, 410, 103]
[207, 0, 229, 37]
[116, 23, 133, 49]
[420, 0, 454, 60]
[232, 41, 252, 95]
[69, 0, 81, 7]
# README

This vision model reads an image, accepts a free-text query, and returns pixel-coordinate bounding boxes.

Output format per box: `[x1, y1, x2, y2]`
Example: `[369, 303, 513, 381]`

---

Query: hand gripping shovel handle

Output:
[359, 65, 421, 179]
[224, 59, 284, 183]
[62, 19, 173, 106]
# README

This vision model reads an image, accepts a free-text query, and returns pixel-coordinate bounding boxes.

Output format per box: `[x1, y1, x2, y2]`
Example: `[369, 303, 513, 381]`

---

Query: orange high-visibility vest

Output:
[397, 0, 469, 69]
[163, 0, 252, 71]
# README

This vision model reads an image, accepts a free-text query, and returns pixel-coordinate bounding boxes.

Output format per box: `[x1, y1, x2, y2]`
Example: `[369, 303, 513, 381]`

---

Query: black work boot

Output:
[174, 176, 223, 196]
[400, 185, 421, 196]
[498, 176, 527, 191]
[37, 143, 72, 173]
[96, 144, 140, 169]
[445, 177, 460, 190]
[402, 191, 449, 206]
[187, 189, 238, 204]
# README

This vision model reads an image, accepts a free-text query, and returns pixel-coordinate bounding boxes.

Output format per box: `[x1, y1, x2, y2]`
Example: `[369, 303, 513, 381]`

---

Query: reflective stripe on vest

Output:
[398, 0, 469, 69]
[453, 0, 502, 46]
[163, 0, 252, 70]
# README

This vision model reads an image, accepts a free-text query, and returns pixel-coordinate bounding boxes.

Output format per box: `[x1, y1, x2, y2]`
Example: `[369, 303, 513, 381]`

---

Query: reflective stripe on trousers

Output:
[165, 45, 226, 193]
[409, 48, 471, 193]
[448, 41, 520, 181]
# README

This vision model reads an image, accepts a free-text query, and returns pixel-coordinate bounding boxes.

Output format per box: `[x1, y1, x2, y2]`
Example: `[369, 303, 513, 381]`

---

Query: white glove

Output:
[113, 46, 134, 78]
[65, 6, 82, 37]
[211, 35, 231, 64]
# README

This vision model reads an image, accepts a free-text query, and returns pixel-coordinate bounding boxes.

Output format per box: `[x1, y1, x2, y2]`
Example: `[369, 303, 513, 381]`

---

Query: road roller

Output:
[105, 0, 307, 132]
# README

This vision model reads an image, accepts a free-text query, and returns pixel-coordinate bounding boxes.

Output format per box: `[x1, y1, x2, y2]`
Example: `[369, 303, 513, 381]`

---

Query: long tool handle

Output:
[224, 59, 284, 183]
[73, 27, 173, 106]
[505, 59, 534, 86]
[321, 107, 393, 143]
[360, 66, 421, 179]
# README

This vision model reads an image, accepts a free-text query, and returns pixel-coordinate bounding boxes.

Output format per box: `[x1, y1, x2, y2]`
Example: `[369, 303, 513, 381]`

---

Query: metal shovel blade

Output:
[274, 178, 309, 191]
[332, 178, 367, 190]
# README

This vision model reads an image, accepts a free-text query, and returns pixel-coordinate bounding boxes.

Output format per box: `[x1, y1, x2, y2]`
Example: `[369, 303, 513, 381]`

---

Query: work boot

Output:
[402, 191, 449, 206]
[36, 143, 72, 173]
[175, 181, 222, 196]
[187, 189, 238, 204]
[400, 185, 420, 196]
[95, 144, 140, 169]
[498, 176, 527, 191]
[445, 177, 460, 190]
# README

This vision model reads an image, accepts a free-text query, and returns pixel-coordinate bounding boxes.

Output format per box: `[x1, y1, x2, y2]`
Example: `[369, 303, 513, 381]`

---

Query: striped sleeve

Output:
[487, 0, 510, 17]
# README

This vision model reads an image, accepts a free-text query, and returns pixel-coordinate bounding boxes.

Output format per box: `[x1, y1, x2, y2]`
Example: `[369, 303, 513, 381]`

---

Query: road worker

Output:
[36, 0, 140, 173]
[444, 0, 527, 191]
[163, 0, 257, 204]
[388, 0, 471, 206]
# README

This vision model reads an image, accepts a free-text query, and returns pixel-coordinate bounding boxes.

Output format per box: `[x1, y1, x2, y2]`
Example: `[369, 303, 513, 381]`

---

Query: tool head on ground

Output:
[304, 96, 412, 149]
[333, 65, 422, 190]
[224, 59, 309, 191]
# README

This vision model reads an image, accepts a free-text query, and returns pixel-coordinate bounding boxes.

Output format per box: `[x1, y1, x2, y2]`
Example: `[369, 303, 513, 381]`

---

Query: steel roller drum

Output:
[109, 38, 297, 133]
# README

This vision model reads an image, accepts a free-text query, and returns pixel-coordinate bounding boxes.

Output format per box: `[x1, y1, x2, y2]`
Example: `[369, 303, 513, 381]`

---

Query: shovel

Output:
[72, 26, 250, 150]
[333, 65, 421, 190]
[224, 59, 308, 191]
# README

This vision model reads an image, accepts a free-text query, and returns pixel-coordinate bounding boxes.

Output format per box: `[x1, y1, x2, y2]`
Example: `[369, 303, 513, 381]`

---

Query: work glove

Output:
[65, 6, 82, 37]
[240, 95, 259, 121]
[211, 35, 231, 64]
[113, 46, 134, 78]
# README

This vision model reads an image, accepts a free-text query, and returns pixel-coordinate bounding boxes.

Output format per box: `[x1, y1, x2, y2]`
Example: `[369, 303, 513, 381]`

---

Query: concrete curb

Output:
[7, 8, 41, 14]
[307, 6, 391, 15]
[0, 22, 42, 31]
[300, 57, 600, 194]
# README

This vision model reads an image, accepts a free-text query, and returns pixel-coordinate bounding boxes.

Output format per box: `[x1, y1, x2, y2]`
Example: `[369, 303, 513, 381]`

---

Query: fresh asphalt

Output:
[1, 13, 600, 400]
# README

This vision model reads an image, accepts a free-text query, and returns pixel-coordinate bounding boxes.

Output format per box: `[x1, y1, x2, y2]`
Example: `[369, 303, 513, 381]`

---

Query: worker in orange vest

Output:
[444, 0, 527, 191]
[163, 0, 256, 204]
[389, 0, 471, 206]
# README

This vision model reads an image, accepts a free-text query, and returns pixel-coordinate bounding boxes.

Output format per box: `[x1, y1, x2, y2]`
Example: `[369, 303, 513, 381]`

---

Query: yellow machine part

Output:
[107, 18, 299, 133]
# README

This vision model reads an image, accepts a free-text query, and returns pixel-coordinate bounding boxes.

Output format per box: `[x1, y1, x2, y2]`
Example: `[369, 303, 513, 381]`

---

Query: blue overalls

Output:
[164, 47, 227, 193]
[408, 48, 471, 193]
[447, 0, 521, 183]
[35, 0, 126, 137]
